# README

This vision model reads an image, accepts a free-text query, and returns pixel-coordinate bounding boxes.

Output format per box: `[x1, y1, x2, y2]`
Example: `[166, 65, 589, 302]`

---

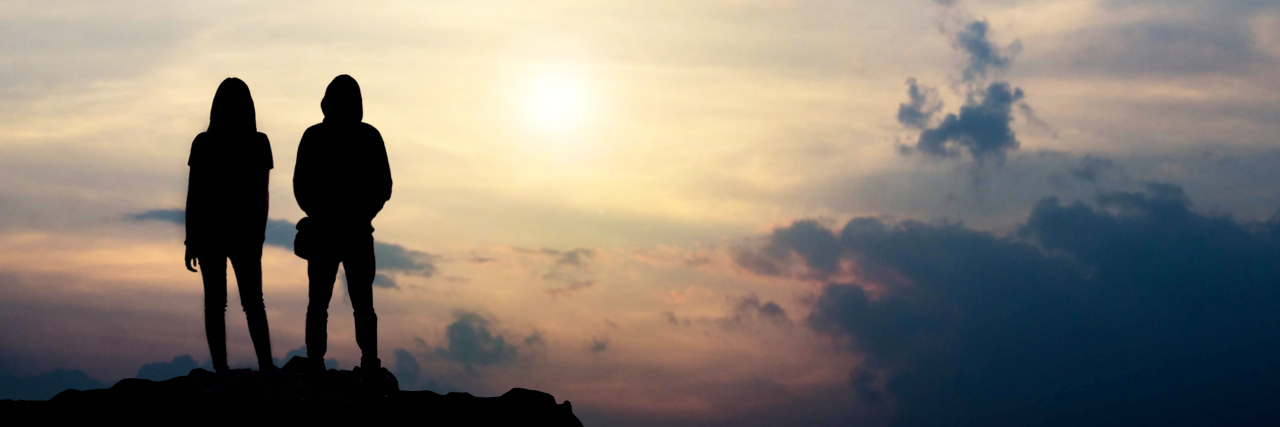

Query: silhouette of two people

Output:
[185, 75, 391, 373]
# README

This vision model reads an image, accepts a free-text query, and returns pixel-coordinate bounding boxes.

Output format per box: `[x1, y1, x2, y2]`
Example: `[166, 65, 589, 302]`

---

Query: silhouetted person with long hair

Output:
[184, 78, 276, 373]
[294, 75, 392, 372]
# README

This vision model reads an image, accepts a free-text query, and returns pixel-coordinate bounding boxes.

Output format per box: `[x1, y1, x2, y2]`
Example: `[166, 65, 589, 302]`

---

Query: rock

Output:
[0, 357, 583, 425]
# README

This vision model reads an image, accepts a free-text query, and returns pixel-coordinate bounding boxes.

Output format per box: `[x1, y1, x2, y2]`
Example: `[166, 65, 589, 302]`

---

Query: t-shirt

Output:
[186, 131, 273, 245]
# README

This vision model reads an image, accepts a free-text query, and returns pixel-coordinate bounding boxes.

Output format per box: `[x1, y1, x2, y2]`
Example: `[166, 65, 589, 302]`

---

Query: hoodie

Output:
[293, 75, 392, 232]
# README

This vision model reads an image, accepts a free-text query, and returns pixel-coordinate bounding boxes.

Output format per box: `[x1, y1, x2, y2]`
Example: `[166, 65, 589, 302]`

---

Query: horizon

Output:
[2, 0, 1279, 425]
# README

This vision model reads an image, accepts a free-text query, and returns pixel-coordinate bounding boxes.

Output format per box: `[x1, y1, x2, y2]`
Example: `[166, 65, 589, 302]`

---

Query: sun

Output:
[523, 70, 589, 132]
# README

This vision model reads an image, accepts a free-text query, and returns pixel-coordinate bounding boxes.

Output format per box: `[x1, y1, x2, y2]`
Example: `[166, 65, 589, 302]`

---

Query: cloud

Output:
[553, 248, 594, 267]
[390, 348, 457, 393]
[743, 184, 1280, 425]
[726, 295, 792, 327]
[516, 247, 595, 267]
[373, 241, 439, 278]
[954, 20, 1019, 83]
[135, 355, 205, 381]
[1054, 18, 1257, 77]
[128, 209, 438, 281]
[467, 253, 496, 264]
[0, 2, 191, 95]
[896, 79, 943, 130]
[914, 82, 1025, 162]
[392, 348, 423, 389]
[1071, 154, 1116, 181]
[589, 337, 609, 353]
[662, 310, 692, 326]
[0, 368, 105, 400]
[372, 273, 398, 289]
[547, 280, 596, 297]
[519, 247, 600, 296]
[523, 331, 545, 346]
[263, 219, 297, 250]
[126, 209, 185, 224]
[663, 295, 791, 331]
[734, 219, 842, 278]
[898, 16, 1033, 163]
[435, 312, 518, 366]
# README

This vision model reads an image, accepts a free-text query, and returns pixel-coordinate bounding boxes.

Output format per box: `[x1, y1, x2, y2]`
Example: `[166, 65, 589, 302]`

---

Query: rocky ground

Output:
[0, 356, 583, 425]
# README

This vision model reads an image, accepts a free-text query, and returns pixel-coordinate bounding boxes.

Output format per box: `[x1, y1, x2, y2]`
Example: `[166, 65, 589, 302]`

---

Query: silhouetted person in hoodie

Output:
[184, 77, 276, 373]
[294, 75, 392, 371]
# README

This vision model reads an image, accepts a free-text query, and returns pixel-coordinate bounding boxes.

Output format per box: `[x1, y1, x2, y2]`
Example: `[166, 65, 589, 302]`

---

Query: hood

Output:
[208, 77, 256, 133]
[321, 75, 363, 123]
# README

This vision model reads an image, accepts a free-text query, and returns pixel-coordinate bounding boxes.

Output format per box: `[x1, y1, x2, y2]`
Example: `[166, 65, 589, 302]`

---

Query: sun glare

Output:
[523, 70, 588, 132]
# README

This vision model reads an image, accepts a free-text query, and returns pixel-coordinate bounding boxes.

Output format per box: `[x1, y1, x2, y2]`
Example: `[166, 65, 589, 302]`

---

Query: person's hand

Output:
[185, 245, 199, 273]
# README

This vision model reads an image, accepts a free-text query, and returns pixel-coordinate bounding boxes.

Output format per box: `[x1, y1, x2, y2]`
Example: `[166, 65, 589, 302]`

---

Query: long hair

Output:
[208, 78, 257, 133]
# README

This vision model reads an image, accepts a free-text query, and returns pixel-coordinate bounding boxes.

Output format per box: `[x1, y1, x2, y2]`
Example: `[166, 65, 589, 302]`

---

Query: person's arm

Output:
[293, 128, 318, 218]
[184, 134, 206, 272]
[258, 133, 274, 230]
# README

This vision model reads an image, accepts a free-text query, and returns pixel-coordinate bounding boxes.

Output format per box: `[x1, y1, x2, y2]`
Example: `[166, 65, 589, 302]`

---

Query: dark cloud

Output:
[135, 355, 205, 381]
[896, 78, 942, 130]
[664, 297, 790, 331]
[914, 82, 1024, 162]
[954, 20, 1019, 83]
[392, 348, 423, 390]
[743, 184, 1280, 425]
[126, 208, 184, 224]
[523, 331, 545, 346]
[1071, 154, 1116, 182]
[517, 247, 595, 267]
[373, 241, 439, 278]
[521, 247, 595, 267]
[663, 311, 692, 326]
[727, 295, 792, 327]
[467, 253, 496, 264]
[589, 337, 609, 353]
[547, 280, 596, 297]
[898, 16, 1032, 163]
[735, 219, 841, 278]
[526, 247, 599, 296]
[128, 209, 438, 281]
[372, 273, 397, 289]
[0, 368, 105, 400]
[435, 312, 518, 366]
[263, 219, 297, 250]
[390, 348, 456, 393]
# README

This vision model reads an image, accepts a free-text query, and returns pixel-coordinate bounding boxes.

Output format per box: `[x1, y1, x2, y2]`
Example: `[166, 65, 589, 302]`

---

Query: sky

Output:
[1, 0, 1279, 425]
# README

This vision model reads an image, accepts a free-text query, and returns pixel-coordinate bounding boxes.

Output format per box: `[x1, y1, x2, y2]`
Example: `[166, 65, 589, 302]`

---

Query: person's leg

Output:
[199, 251, 230, 372]
[230, 243, 274, 370]
[306, 257, 340, 366]
[344, 235, 379, 369]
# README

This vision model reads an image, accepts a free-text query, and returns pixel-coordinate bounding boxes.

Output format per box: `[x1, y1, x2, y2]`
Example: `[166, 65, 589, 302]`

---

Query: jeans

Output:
[200, 242, 274, 371]
[305, 233, 379, 369]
